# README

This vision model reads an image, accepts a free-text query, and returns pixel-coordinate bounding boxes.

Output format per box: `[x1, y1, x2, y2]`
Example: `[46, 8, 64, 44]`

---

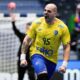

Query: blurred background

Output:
[0, 0, 80, 80]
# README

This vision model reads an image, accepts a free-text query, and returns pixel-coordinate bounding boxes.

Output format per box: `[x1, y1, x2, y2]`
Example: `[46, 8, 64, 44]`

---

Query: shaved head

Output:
[45, 3, 57, 12]
[44, 3, 57, 24]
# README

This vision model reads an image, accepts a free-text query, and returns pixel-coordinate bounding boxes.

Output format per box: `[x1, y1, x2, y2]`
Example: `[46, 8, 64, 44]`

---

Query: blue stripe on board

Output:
[56, 60, 80, 69]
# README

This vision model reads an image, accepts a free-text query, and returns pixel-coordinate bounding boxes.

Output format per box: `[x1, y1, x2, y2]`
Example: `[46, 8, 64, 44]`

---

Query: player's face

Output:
[44, 4, 57, 23]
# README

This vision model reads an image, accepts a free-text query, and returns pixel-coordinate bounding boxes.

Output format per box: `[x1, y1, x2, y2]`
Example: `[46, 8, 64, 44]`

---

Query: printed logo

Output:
[38, 28, 42, 31]
[58, 25, 64, 28]
[54, 30, 58, 35]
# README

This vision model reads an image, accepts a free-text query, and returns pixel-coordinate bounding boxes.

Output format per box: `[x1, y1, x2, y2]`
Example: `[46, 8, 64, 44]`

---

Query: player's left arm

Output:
[63, 43, 70, 62]
[59, 43, 70, 73]
[59, 24, 71, 73]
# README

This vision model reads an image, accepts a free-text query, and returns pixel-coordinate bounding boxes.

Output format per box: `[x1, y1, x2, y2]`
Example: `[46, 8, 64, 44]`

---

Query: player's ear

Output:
[54, 8, 57, 17]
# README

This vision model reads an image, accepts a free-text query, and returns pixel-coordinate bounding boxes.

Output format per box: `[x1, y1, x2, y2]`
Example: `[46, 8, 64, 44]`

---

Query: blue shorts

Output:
[31, 54, 56, 79]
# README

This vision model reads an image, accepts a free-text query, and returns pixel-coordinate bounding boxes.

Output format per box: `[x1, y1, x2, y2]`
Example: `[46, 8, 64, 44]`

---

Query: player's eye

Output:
[44, 9, 51, 13]
[47, 10, 51, 13]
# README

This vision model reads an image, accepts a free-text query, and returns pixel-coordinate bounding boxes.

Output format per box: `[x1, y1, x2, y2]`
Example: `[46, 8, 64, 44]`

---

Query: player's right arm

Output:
[20, 19, 39, 66]
[20, 35, 32, 66]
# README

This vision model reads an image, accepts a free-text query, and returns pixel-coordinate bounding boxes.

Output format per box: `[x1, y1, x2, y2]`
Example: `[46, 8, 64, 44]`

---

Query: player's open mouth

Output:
[44, 15, 49, 19]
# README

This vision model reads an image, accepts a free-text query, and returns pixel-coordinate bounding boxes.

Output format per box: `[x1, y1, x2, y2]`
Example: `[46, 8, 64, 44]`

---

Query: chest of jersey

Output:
[34, 22, 64, 54]
[36, 23, 62, 42]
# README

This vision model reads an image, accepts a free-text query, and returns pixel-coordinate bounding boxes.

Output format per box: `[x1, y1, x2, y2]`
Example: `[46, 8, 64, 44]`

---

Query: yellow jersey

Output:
[27, 17, 70, 63]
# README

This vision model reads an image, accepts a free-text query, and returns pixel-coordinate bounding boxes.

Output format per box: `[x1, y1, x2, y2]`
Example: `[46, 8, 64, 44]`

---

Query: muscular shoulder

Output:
[33, 17, 44, 24]
[56, 18, 68, 29]
[29, 17, 44, 30]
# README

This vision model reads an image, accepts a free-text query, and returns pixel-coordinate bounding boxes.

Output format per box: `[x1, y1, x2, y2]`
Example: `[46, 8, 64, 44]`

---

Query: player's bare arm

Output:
[21, 36, 31, 54]
[59, 43, 70, 73]
[63, 43, 70, 62]
[20, 35, 32, 66]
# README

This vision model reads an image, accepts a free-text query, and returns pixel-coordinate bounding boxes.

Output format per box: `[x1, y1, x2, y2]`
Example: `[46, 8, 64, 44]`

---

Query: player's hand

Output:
[58, 66, 66, 73]
[20, 59, 28, 67]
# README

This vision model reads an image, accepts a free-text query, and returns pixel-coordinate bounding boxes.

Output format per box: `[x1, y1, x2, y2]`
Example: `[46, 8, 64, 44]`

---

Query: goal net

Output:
[0, 17, 31, 73]
[0, 13, 37, 80]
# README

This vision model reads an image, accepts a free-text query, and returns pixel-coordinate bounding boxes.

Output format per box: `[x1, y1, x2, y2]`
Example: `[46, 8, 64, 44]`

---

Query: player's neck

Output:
[47, 17, 56, 25]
